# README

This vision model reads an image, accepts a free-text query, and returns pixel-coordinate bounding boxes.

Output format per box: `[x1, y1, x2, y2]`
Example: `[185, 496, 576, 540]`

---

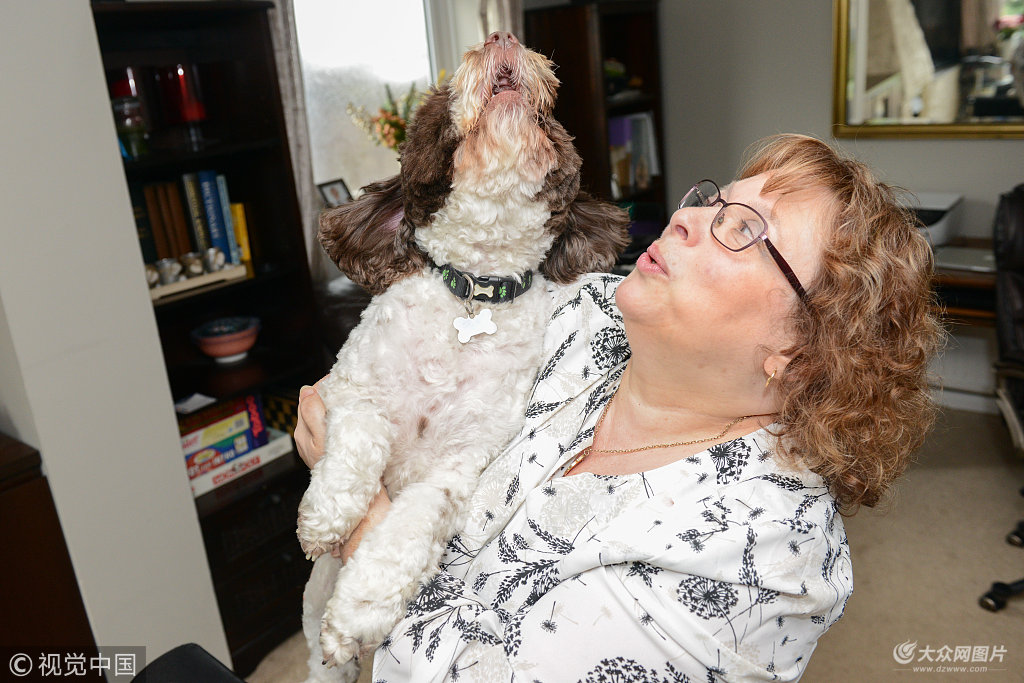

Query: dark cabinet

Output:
[0, 432, 96, 652]
[195, 454, 312, 674]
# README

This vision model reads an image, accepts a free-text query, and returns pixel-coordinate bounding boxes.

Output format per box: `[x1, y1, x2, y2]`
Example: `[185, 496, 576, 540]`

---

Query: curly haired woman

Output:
[295, 134, 941, 682]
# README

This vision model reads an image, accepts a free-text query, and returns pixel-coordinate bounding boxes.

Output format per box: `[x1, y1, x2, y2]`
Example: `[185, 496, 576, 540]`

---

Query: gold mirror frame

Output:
[833, 0, 1024, 138]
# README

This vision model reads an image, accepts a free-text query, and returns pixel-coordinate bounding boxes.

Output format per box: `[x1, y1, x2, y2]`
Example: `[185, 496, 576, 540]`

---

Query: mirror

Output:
[833, 0, 1024, 137]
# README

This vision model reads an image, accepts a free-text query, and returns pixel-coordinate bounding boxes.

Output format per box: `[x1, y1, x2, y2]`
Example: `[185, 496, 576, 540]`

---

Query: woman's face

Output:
[616, 173, 824, 369]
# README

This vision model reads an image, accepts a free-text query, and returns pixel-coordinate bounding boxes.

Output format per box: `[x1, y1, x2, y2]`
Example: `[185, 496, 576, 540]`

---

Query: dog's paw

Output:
[296, 530, 340, 561]
[296, 507, 345, 560]
[320, 622, 360, 670]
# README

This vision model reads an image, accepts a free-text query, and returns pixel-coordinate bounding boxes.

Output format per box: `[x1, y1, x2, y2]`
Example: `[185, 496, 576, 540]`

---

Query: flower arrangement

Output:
[997, 13, 1024, 40]
[347, 72, 448, 152]
[995, 0, 1024, 42]
[346, 82, 420, 152]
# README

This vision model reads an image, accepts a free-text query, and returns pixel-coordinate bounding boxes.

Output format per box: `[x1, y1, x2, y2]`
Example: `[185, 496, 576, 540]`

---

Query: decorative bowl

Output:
[191, 316, 260, 363]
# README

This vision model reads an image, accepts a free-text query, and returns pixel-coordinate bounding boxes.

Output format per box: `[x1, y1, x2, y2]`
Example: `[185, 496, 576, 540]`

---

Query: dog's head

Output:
[319, 32, 630, 295]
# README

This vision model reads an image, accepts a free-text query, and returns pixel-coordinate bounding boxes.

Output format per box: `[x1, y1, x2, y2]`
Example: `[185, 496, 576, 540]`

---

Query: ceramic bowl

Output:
[192, 316, 260, 363]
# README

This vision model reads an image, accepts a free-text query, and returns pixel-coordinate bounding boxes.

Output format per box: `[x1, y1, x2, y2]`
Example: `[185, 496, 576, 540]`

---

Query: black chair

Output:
[980, 183, 1024, 612]
[130, 643, 245, 683]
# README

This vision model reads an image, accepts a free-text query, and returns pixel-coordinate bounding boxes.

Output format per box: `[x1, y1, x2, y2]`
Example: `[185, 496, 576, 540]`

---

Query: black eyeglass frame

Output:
[680, 179, 808, 302]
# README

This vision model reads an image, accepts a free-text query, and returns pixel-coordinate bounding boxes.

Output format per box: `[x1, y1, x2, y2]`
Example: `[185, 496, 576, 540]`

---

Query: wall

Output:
[658, 0, 1018, 411]
[0, 0, 229, 668]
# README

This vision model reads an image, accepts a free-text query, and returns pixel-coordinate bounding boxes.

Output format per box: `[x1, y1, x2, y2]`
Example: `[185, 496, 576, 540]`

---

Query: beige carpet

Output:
[249, 408, 1024, 682]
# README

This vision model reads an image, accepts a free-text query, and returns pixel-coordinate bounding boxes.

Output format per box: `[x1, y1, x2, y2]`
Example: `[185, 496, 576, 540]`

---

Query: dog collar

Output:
[432, 262, 533, 303]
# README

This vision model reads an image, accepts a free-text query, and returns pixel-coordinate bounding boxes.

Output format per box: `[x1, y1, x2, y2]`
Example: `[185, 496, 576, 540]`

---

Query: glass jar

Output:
[112, 96, 149, 160]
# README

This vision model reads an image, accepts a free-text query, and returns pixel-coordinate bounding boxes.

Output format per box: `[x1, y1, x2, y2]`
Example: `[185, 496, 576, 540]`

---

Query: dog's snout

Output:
[485, 31, 518, 49]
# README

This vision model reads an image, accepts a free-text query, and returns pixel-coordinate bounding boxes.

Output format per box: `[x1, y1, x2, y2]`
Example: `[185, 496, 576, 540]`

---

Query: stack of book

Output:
[180, 394, 293, 497]
[130, 170, 254, 297]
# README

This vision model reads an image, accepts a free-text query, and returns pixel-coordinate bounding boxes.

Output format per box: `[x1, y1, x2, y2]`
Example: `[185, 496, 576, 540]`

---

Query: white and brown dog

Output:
[297, 31, 629, 681]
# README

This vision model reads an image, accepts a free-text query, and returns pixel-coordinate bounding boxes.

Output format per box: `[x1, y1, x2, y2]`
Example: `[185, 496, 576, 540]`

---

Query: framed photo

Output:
[318, 179, 352, 207]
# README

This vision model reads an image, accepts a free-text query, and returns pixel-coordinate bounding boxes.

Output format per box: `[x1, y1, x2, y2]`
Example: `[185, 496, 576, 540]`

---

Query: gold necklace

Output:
[564, 392, 752, 475]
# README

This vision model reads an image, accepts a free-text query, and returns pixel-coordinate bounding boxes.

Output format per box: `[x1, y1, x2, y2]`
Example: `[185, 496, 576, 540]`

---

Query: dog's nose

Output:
[485, 31, 518, 49]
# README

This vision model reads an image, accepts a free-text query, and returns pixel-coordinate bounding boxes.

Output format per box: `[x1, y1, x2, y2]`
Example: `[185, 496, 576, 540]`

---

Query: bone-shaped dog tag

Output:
[453, 308, 497, 343]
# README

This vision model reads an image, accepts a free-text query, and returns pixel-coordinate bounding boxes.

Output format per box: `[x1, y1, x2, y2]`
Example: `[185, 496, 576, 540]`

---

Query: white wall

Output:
[659, 0, 1016, 410]
[0, 1, 229, 668]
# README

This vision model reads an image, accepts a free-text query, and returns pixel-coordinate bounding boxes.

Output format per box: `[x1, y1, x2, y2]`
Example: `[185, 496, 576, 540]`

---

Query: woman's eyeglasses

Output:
[679, 179, 808, 302]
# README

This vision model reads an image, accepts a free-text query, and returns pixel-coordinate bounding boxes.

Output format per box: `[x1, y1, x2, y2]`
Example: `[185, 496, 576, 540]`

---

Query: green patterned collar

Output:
[432, 262, 533, 304]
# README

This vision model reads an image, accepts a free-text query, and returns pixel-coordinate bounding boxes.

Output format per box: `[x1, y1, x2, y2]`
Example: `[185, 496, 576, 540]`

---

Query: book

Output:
[190, 429, 293, 497]
[180, 172, 211, 252]
[164, 181, 193, 256]
[180, 395, 269, 479]
[230, 202, 252, 263]
[179, 394, 268, 442]
[185, 429, 266, 480]
[216, 174, 241, 264]
[141, 184, 171, 261]
[197, 170, 233, 260]
[128, 184, 158, 263]
[182, 404, 252, 457]
[155, 183, 181, 256]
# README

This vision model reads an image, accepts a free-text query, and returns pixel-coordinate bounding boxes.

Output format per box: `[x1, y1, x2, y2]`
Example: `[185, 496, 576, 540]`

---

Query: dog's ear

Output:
[534, 115, 581, 217]
[318, 174, 426, 295]
[534, 114, 630, 282]
[400, 85, 459, 227]
[540, 191, 632, 284]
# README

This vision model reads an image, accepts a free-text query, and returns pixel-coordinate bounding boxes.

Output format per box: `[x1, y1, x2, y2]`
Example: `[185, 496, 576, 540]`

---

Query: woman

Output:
[294, 134, 940, 681]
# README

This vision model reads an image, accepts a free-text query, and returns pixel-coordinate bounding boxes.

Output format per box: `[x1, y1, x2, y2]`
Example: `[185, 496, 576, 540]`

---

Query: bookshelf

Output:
[524, 0, 667, 261]
[91, 2, 326, 675]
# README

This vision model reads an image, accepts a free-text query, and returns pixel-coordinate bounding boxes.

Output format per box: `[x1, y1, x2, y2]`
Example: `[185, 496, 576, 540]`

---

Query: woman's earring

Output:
[765, 369, 777, 388]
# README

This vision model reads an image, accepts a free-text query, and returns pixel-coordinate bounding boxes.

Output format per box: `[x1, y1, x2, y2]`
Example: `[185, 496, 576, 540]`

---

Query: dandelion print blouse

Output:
[372, 274, 853, 682]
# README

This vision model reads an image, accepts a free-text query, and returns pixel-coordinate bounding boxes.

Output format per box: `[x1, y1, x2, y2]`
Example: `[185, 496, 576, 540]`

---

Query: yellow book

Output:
[230, 202, 251, 263]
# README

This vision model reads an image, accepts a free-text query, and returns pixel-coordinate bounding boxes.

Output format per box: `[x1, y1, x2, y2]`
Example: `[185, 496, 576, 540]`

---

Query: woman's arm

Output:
[294, 380, 391, 561]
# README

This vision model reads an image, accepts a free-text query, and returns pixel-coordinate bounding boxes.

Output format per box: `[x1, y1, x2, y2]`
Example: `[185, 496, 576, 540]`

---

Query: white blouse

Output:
[372, 274, 853, 682]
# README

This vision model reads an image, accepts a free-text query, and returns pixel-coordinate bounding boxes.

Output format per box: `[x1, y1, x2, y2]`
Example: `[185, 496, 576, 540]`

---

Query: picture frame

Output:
[832, 0, 1024, 138]
[318, 178, 352, 207]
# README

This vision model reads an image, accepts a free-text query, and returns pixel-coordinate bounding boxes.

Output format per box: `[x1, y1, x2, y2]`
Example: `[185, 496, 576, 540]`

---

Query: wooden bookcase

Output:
[525, 0, 667, 259]
[91, 2, 326, 674]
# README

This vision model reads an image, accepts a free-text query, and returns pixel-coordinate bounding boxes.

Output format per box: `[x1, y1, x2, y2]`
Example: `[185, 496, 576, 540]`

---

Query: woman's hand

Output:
[340, 484, 391, 563]
[294, 378, 328, 469]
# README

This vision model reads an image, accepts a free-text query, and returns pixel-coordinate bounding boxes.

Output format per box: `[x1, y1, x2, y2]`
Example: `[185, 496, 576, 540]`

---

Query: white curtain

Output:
[267, 0, 336, 285]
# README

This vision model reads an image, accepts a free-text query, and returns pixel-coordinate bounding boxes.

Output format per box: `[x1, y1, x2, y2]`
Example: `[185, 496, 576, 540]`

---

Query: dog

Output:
[296, 31, 630, 681]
